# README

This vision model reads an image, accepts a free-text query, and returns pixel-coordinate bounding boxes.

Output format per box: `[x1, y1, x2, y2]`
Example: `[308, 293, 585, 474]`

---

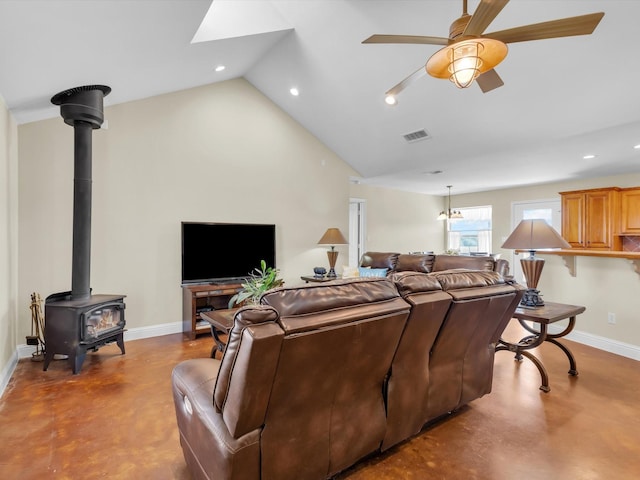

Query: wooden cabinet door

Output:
[620, 188, 640, 234]
[561, 192, 585, 248]
[584, 191, 613, 249]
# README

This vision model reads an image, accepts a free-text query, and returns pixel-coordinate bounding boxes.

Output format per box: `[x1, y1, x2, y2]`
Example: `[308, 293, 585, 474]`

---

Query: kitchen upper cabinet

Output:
[620, 187, 640, 235]
[560, 187, 621, 250]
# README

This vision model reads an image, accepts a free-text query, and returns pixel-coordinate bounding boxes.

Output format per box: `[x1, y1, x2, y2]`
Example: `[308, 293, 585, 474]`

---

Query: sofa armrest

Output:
[494, 258, 510, 276]
[218, 322, 284, 437]
[172, 358, 261, 480]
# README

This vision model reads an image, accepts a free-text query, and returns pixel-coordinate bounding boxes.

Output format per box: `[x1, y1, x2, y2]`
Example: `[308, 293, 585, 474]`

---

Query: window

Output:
[447, 206, 492, 254]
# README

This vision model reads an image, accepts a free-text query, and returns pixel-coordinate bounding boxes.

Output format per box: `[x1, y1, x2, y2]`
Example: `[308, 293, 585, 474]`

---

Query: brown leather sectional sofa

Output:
[172, 263, 524, 480]
[360, 251, 510, 277]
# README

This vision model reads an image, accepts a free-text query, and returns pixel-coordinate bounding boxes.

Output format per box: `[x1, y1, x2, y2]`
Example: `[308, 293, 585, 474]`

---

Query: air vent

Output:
[403, 129, 431, 143]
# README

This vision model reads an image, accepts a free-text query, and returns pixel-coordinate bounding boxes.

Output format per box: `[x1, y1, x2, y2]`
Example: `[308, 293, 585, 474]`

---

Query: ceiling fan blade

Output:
[476, 69, 504, 93]
[463, 0, 510, 36]
[386, 66, 427, 97]
[484, 12, 604, 44]
[362, 34, 449, 46]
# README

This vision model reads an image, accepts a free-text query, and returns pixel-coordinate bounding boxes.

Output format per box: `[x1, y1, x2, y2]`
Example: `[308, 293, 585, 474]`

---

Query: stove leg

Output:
[71, 351, 86, 375]
[116, 332, 125, 355]
[43, 350, 54, 371]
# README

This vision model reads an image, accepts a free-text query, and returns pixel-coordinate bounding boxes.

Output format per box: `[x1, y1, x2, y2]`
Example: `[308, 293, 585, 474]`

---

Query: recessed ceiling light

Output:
[634, 144, 640, 149]
[214, 65, 226, 72]
[289, 87, 299, 96]
[385, 94, 397, 106]
[583, 154, 597, 159]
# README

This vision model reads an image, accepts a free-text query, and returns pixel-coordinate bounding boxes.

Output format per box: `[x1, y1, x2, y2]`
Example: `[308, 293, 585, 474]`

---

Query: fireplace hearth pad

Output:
[43, 293, 126, 374]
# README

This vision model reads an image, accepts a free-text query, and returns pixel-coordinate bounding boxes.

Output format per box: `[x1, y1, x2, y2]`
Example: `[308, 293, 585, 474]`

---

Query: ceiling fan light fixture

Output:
[426, 38, 508, 88]
[448, 41, 483, 88]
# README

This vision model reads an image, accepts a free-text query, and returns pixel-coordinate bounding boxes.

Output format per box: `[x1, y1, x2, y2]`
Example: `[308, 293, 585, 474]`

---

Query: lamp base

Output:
[520, 288, 544, 308]
[326, 250, 339, 278]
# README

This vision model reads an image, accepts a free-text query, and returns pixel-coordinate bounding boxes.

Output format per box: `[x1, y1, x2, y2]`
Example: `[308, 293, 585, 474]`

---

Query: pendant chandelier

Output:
[437, 185, 463, 220]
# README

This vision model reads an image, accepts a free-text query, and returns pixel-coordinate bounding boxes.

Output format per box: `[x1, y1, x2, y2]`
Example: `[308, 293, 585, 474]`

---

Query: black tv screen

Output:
[181, 222, 276, 284]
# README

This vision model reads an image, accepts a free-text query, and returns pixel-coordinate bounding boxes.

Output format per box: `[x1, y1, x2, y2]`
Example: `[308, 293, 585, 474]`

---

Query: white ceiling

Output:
[1, 0, 639, 196]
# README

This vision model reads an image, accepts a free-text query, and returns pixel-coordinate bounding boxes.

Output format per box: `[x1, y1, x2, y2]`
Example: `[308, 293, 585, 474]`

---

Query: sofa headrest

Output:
[389, 271, 443, 296]
[262, 277, 399, 316]
[360, 252, 400, 271]
[431, 269, 504, 290]
[432, 255, 495, 272]
[395, 253, 435, 273]
[391, 269, 507, 297]
[234, 305, 280, 326]
[261, 277, 408, 334]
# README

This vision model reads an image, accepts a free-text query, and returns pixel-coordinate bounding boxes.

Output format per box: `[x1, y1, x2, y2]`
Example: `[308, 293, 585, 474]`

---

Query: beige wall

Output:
[454, 174, 640, 350]
[350, 183, 444, 254]
[0, 94, 18, 379]
[10, 76, 639, 374]
[17, 79, 358, 340]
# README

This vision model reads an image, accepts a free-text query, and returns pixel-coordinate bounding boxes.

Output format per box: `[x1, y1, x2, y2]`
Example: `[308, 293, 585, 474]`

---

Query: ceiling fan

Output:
[362, 0, 604, 101]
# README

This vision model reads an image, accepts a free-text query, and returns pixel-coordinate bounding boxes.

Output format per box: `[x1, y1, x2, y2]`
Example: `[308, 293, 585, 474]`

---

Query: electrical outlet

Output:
[607, 312, 616, 325]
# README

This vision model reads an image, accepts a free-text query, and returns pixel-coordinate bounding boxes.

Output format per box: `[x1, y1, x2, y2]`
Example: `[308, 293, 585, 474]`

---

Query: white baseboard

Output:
[548, 325, 640, 361]
[1, 320, 184, 399]
[17, 343, 37, 359]
[123, 320, 182, 342]
[14, 321, 184, 360]
[0, 349, 19, 399]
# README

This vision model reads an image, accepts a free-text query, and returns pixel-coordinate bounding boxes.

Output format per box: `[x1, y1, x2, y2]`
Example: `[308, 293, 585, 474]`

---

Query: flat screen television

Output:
[181, 222, 276, 284]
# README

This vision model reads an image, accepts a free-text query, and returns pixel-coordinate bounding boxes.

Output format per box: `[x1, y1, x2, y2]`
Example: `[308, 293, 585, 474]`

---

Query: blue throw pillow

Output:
[359, 267, 388, 278]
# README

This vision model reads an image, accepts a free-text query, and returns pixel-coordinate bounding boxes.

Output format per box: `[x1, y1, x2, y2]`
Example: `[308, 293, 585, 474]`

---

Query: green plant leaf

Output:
[228, 259, 283, 307]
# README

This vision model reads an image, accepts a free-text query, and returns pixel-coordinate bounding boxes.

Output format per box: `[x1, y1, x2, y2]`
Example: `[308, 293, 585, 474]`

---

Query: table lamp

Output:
[317, 228, 348, 278]
[501, 219, 570, 307]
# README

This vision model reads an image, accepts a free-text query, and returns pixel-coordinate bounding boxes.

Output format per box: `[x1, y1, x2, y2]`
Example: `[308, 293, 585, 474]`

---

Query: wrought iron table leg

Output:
[210, 326, 226, 359]
[500, 307, 584, 392]
[545, 315, 578, 375]
[496, 323, 550, 391]
[547, 338, 578, 375]
[519, 350, 551, 392]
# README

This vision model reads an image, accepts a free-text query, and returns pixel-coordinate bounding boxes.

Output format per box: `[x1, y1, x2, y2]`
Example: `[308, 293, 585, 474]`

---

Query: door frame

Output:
[349, 198, 366, 266]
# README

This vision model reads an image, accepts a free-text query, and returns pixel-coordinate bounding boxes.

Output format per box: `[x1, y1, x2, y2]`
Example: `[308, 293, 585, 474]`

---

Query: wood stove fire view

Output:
[43, 85, 126, 374]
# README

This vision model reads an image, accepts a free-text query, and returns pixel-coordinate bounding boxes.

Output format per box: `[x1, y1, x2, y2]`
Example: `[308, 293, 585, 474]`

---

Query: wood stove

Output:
[43, 85, 127, 374]
[44, 293, 126, 374]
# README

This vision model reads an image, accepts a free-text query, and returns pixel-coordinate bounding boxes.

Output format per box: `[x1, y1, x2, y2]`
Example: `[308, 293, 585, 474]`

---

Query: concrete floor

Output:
[1, 321, 639, 479]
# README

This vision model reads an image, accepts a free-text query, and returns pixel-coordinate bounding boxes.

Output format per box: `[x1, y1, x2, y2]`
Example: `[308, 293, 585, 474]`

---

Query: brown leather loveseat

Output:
[172, 270, 524, 480]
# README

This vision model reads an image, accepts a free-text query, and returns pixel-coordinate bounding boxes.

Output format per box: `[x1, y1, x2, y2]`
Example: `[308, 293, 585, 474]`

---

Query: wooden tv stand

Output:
[182, 282, 244, 340]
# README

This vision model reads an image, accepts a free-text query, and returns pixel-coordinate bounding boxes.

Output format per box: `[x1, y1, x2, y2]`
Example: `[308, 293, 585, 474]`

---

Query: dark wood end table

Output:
[300, 275, 340, 283]
[496, 301, 586, 392]
[200, 308, 238, 358]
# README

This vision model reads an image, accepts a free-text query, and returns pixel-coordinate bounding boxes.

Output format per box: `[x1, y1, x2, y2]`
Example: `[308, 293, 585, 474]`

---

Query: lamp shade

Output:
[501, 219, 570, 251]
[317, 228, 348, 246]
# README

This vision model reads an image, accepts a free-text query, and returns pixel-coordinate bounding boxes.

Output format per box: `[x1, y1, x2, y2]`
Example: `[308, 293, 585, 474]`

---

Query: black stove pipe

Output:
[51, 85, 111, 300]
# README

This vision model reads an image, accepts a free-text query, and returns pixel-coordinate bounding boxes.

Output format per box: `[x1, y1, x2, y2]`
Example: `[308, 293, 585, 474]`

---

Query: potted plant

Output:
[228, 260, 284, 308]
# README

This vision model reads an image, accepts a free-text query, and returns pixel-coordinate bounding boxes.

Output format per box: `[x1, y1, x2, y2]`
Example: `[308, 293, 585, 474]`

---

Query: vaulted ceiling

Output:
[1, 0, 639, 195]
